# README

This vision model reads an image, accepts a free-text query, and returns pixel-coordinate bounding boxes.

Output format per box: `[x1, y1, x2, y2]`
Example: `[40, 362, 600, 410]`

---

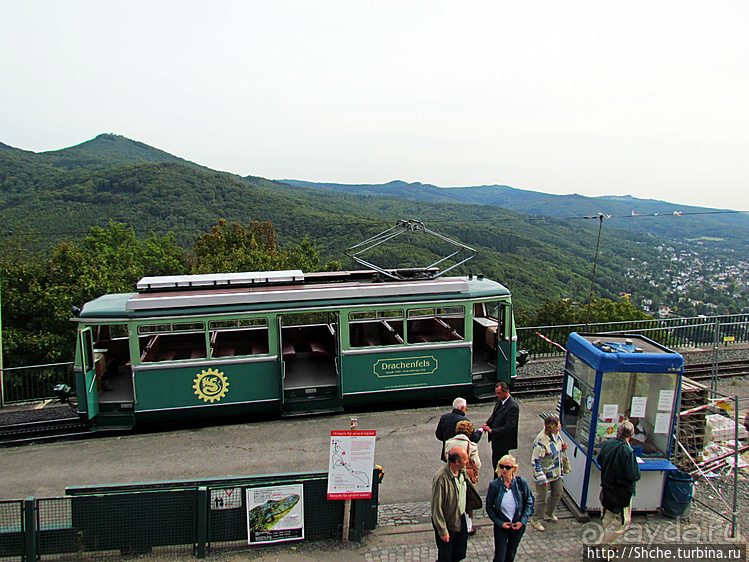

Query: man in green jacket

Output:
[597, 420, 641, 545]
[431, 447, 469, 562]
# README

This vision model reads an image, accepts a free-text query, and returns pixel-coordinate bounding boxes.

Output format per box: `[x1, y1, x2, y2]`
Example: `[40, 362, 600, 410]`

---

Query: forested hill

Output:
[279, 180, 749, 252]
[2, 133, 205, 171]
[0, 133, 737, 316]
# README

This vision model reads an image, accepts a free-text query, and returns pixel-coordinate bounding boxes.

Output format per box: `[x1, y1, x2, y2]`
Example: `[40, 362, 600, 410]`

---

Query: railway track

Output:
[684, 359, 749, 380]
[510, 359, 749, 399]
[0, 417, 93, 447]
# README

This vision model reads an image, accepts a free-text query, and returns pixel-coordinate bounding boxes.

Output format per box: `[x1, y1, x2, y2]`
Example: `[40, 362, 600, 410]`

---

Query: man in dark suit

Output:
[482, 382, 519, 476]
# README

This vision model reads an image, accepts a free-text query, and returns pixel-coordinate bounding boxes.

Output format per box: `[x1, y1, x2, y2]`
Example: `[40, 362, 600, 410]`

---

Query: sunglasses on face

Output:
[498, 464, 514, 471]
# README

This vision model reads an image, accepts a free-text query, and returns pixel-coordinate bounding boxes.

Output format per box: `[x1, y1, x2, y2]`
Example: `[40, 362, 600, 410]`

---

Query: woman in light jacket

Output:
[529, 414, 569, 531]
[443, 420, 482, 473]
[486, 454, 534, 562]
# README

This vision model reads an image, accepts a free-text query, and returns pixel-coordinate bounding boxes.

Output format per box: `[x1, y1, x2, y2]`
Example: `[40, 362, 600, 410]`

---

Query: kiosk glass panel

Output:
[595, 371, 678, 457]
[561, 353, 596, 452]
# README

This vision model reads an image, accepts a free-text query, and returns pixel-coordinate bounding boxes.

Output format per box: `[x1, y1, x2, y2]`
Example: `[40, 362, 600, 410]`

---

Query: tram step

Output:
[92, 412, 135, 430]
[281, 406, 345, 418]
[281, 397, 344, 417]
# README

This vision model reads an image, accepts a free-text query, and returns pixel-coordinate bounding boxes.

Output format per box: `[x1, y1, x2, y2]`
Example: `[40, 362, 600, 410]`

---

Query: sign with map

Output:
[327, 430, 376, 499]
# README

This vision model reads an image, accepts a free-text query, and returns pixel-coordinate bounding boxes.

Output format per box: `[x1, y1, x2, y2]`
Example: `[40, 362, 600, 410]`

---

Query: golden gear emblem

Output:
[193, 368, 229, 403]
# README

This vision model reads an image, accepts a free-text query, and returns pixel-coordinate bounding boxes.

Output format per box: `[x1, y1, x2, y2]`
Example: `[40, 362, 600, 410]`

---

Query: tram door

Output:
[78, 327, 99, 419]
[278, 312, 343, 415]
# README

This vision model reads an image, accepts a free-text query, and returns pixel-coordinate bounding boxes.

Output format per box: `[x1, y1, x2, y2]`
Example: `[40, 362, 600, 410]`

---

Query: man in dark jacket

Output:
[482, 382, 519, 476]
[597, 420, 641, 545]
[435, 397, 482, 460]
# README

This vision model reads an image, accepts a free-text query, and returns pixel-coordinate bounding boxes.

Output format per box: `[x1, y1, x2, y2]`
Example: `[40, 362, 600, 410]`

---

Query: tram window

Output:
[81, 330, 94, 372]
[138, 322, 207, 362]
[483, 302, 508, 341]
[406, 306, 465, 344]
[209, 318, 269, 357]
[349, 310, 404, 347]
[94, 324, 128, 341]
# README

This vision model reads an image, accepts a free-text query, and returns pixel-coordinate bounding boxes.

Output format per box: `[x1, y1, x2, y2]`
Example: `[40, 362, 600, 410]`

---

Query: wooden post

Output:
[341, 416, 357, 542]
[342, 498, 351, 542]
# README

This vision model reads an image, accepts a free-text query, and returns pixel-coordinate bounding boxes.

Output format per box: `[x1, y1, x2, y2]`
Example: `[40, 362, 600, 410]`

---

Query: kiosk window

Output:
[595, 371, 677, 457]
[561, 373, 594, 451]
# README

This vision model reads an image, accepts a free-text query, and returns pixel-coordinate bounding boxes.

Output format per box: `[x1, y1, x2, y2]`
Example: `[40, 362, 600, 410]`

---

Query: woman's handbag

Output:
[465, 442, 479, 484]
[466, 480, 482, 511]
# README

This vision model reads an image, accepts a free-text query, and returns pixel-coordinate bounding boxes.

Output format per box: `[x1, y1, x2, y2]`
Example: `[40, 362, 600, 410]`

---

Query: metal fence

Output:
[0, 362, 74, 406]
[0, 471, 380, 560]
[518, 313, 749, 359]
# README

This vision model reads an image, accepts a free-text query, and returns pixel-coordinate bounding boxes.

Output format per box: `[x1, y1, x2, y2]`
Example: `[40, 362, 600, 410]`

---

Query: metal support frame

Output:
[344, 219, 476, 280]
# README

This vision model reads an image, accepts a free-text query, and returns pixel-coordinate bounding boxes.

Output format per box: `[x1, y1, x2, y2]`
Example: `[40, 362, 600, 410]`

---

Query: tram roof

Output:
[76, 274, 511, 319]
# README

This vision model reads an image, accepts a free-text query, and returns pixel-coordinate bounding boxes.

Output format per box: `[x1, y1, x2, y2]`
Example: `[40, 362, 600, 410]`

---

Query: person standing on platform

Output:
[529, 415, 570, 531]
[431, 446, 472, 562]
[444, 420, 482, 535]
[436, 397, 482, 460]
[483, 382, 519, 476]
[486, 454, 534, 562]
[597, 420, 641, 546]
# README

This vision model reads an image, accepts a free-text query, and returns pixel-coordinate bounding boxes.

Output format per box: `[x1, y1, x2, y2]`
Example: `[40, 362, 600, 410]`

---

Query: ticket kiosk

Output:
[561, 333, 683, 512]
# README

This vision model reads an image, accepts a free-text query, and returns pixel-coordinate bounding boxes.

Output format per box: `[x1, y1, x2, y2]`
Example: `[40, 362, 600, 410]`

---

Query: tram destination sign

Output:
[373, 356, 438, 377]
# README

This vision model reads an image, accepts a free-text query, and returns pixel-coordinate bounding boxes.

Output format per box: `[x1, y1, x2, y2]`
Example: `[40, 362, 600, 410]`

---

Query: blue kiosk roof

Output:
[566, 332, 684, 373]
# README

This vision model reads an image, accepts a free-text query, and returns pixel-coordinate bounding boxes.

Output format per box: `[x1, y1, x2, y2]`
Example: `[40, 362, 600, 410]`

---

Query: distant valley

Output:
[2, 133, 748, 317]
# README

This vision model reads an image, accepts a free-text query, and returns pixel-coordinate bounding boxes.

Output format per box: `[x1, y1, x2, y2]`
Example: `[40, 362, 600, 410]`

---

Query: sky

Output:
[2, 1, 748, 211]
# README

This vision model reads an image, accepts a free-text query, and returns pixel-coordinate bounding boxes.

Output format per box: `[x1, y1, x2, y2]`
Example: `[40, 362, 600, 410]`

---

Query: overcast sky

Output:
[2, 1, 748, 211]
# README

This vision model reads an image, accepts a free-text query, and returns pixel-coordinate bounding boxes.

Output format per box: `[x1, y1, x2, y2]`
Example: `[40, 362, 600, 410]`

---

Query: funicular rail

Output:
[0, 417, 93, 447]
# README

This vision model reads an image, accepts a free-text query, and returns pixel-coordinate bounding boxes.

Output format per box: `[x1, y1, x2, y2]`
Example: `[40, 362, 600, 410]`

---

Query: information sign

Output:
[327, 430, 376, 499]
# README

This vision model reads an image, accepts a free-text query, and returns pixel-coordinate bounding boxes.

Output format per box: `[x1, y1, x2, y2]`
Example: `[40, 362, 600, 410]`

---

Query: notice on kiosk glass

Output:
[327, 430, 376, 499]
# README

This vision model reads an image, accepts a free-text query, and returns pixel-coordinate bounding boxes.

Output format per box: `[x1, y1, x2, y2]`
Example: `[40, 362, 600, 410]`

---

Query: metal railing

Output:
[0, 470, 381, 560]
[0, 362, 74, 407]
[518, 314, 749, 359]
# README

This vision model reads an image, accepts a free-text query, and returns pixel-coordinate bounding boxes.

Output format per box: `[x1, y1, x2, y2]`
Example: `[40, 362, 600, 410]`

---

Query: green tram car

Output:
[73, 269, 517, 428]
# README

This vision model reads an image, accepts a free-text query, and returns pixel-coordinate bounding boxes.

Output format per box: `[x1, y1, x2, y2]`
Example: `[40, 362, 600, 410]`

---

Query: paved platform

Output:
[358, 500, 744, 562]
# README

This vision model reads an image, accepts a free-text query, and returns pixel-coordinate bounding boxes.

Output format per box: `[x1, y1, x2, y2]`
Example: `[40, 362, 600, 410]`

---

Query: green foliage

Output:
[191, 219, 339, 274]
[520, 297, 652, 328]
[1, 222, 188, 366]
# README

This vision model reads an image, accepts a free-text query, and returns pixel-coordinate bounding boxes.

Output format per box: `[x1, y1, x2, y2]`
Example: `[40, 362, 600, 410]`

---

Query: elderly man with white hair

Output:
[436, 397, 483, 461]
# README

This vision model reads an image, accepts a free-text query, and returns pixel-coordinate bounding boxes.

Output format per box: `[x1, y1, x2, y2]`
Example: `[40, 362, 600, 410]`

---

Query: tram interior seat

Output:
[141, 334, 207, 362]
[283, 323, 335, 357]
[211, 329, 269, 358]
[282, 342, 296, 359]
[380, 320, 404, 344]
[410, 317, 464, 343]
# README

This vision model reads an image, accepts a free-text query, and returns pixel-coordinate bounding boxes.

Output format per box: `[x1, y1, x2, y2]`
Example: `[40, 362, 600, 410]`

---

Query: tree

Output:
[1, 222, 188, 366]
[521, 297, 652, 328]
[191, 219, 339, 274]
